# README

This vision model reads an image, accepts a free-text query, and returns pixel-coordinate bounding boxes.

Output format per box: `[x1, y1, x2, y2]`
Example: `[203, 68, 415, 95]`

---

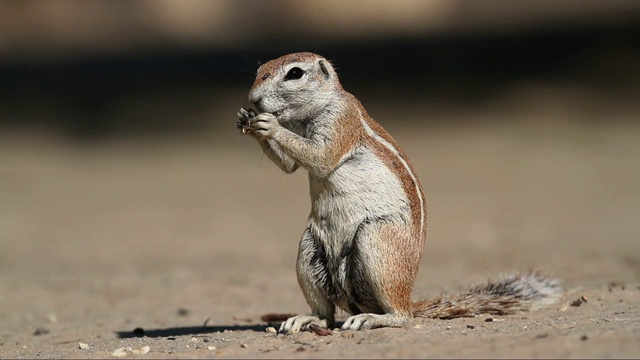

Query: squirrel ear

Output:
[318, 60, 331, 80]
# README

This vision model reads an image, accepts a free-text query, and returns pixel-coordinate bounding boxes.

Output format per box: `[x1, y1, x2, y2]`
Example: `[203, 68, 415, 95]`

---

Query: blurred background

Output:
[2, 0, 639, 136]
[1, 0, 640, 346]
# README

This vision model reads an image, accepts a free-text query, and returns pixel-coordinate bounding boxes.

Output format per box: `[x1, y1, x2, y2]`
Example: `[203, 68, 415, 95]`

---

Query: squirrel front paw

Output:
[278, 315, 327, 335]
[246, 112, 280, 139]
[236, 108, 257, 134]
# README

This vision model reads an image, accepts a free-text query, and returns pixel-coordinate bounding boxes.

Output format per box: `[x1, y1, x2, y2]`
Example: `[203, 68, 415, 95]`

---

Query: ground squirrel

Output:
[236, 52, 561, 333]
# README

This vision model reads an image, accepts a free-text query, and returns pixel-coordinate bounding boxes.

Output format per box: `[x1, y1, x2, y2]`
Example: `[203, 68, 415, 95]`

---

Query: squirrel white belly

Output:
[236, 52, 560, 333]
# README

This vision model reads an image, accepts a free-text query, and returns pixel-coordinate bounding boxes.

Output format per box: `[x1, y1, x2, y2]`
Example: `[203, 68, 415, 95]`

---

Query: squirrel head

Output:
[249, 52, 343, 123]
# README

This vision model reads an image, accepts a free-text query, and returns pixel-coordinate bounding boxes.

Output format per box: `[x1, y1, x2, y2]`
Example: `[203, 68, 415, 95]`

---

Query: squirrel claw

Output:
[237, 107, 257, 120]
[237, 108, 257, 134]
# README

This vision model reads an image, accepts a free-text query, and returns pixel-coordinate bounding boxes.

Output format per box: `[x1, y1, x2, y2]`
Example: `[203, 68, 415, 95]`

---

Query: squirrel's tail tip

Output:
[413, 268, 562, 319]
[492, 269, 562, 310]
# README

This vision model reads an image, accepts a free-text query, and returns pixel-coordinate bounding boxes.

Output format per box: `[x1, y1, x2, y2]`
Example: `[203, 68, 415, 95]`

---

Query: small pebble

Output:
[608, 281, 625, 291]
[111, 347, 128, 358]
[265, 327, 277, 333]
[485, 318, 493, 322]
[309, 324, 332, 336]
[240, 343, 248, 348]
[33, 328, 50, 336]
[190, 337, 198, 343]
[131, 346, 150, 355]
[207, 345, 216, 351]
[78, 342, 89, 350]
[177, 307, 190, 316]
[466, 325, 475, 329]
[570, 296, 588, 307]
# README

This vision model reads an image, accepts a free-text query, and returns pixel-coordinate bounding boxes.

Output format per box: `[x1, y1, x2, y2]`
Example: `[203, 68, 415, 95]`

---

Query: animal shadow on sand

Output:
[117, 324, 269, 338]
[116, 320, 349, 338]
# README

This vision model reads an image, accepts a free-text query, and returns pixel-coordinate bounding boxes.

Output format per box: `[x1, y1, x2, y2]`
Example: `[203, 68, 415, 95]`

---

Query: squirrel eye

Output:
[284, 67, 304, 81]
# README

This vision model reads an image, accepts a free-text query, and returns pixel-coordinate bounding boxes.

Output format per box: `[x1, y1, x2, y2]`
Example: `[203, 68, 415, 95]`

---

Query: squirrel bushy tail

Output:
[413, 269, 561, 319]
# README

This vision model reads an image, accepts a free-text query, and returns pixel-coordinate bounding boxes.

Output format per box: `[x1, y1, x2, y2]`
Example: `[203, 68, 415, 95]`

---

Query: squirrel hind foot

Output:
[341, 313, 412, 331]
[413, 269, 562, 319]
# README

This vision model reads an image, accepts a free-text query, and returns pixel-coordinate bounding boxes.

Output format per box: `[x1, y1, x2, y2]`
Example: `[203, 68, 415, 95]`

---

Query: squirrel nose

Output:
[250, 96, 264, 112]
[249, 91, 262, 106]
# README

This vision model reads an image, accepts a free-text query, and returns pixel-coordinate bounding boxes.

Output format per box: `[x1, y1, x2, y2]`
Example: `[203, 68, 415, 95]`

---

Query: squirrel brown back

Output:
[236, 52, 561, 333]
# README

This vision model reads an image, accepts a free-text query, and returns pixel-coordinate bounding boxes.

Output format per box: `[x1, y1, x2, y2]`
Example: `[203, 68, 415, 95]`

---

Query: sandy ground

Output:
[1, 90, 639, 358]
